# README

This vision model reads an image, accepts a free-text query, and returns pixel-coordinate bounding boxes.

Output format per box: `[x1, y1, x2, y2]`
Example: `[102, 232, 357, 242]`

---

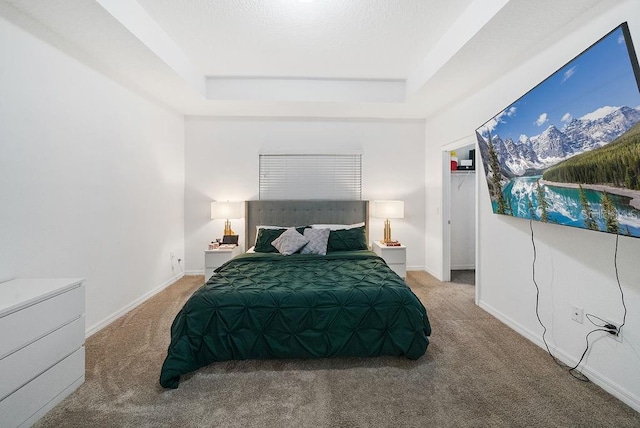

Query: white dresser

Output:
[0, 278, 85, 428]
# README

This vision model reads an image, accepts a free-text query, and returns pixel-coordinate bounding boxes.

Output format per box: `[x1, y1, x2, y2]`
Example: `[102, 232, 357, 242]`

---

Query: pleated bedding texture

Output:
[160, 251, 431, 388]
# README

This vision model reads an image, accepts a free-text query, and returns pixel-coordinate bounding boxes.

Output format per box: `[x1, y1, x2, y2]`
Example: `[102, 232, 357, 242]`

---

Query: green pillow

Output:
[254, 227, 307, 253]
[327, 226, 367, 252]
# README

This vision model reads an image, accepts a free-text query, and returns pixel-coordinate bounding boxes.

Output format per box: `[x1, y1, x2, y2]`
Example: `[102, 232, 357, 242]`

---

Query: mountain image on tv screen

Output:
[476, 23, 640, 238]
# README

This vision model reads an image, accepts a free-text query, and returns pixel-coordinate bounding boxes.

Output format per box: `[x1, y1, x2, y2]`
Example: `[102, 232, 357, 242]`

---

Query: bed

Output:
[160, 201, 431, 389]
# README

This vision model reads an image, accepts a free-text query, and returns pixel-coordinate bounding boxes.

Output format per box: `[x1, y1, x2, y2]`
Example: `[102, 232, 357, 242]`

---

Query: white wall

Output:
[185, 117, 425, 273]
[0, 15, 185, 334]
[425, 0, 640, 410]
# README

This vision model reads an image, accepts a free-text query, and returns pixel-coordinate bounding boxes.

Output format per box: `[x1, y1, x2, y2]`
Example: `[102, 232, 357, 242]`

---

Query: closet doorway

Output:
[442, 140, 477, 288]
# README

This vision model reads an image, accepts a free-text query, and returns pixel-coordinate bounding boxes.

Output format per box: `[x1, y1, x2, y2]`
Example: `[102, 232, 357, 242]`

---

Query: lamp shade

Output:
[210, 201, 242, 220]
[372, 200, 404, 219]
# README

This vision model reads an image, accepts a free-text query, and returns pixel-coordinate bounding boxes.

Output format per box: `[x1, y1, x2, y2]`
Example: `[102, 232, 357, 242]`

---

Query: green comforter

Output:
[160, 251, 431, 388]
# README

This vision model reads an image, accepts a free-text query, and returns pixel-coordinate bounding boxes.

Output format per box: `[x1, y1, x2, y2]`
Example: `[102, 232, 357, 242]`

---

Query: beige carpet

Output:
[450, 269, 475, 285]
[35, 272, 639, 428]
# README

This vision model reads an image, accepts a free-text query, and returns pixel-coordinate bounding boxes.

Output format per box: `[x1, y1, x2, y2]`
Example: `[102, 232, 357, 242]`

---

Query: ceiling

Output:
[0, 0, 612, 118]
[135, 0, 473, 79]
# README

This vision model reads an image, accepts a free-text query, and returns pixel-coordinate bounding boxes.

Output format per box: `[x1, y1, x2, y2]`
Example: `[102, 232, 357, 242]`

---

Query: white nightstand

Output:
[372, 241, 407, 279]
[204, 246, 242, 280]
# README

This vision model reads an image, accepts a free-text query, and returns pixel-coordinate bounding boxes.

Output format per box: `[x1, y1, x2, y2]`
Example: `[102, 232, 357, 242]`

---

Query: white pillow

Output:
[300, 228, 330, 255]
[311, 222, 365, 231]
[271, 228, 310, 256]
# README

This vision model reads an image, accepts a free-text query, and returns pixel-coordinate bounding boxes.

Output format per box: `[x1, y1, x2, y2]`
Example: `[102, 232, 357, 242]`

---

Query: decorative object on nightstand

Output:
[221, 234, 239, 246]
[204, 246, 242, 280]
[210, 201, 242, 236]
[372, 200, 404, 244]
[372, 240, 407, 279]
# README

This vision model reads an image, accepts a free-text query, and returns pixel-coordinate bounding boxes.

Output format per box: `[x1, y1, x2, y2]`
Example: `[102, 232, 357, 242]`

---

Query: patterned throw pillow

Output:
[300, 228, 330, 255]
[255, 227, 307, 252]
[271, 228, 310, 255]
[327, 225, 368, 252]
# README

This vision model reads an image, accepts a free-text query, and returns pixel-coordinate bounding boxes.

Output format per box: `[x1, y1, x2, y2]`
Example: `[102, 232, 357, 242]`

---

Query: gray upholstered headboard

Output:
[245, 200, 369, 249]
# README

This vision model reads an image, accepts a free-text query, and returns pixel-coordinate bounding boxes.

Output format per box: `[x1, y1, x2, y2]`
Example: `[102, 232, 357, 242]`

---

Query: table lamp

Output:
[372, 200, 404, 244]
[210, 201, 242, 236]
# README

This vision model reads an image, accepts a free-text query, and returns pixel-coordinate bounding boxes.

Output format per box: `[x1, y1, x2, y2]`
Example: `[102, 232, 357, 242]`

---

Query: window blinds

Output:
[259, 154, 362, 200]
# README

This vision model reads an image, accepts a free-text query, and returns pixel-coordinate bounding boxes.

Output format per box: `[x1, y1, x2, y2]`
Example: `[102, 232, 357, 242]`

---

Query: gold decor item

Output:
[223, 219, 235, 236]
[372, 200, 405, 244]
[383, 218, 392, 243]
[210, 201, 242, 237]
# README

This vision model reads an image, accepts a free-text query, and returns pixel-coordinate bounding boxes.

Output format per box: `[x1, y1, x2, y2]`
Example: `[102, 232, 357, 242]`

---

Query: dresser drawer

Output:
[0, 347, 84, 428]
[0, 285, 84, 360]
[0, 315, 84, 400]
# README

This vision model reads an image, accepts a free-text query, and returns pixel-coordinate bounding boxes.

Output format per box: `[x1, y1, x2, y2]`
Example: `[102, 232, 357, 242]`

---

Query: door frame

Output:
[441, 136, 478, 300]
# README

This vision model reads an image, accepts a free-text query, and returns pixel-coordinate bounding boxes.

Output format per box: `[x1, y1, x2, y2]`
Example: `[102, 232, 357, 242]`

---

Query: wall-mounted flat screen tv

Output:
[476, 23, 640, 238]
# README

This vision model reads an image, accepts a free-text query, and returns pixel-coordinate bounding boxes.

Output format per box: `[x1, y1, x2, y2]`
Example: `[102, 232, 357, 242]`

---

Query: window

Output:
[259, 153, 362, 200]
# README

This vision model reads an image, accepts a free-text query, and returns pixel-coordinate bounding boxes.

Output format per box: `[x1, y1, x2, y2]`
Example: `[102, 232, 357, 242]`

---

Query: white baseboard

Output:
[407, 265, 425, 272]
[85, 272, 184, 337]
[184, 270, 204, 276]
[479, 299, 640, 413]
[423, 266, 443, 281]
[451, 264, 475, 270]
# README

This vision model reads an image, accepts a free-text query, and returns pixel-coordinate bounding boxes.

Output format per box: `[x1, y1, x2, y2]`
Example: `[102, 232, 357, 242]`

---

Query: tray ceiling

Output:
[0, 0, 612, 118]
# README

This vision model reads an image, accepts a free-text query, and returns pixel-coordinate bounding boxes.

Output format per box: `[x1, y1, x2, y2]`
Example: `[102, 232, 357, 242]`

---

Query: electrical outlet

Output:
[604, 319, 623, 343]
[571, 305, 583, 324]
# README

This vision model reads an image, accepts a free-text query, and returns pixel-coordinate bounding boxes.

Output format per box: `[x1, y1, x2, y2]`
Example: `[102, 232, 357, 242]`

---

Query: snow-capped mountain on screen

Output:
[478, 105, 640, 177]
